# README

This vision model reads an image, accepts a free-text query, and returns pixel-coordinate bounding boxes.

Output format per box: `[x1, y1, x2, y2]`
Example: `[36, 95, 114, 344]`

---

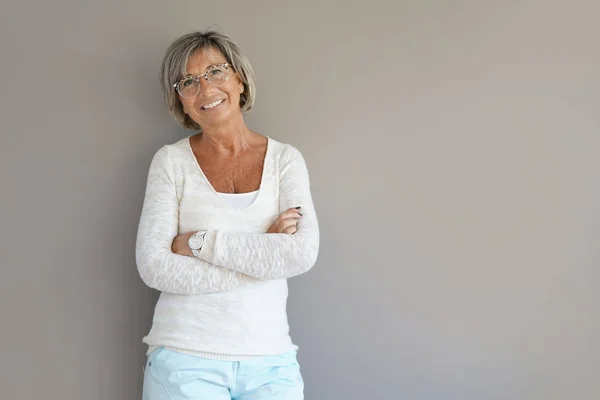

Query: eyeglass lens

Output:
[177, 66, 229, 97]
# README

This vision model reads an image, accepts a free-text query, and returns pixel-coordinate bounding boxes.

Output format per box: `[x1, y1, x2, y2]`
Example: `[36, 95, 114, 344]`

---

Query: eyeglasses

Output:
[173, 63, 231, 98]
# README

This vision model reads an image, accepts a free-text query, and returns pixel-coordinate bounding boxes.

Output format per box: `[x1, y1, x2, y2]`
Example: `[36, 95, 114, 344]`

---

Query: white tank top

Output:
[216, 190, 259, 209]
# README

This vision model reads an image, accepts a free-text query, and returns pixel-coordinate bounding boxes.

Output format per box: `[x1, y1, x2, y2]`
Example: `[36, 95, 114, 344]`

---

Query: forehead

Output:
[185, 47, 227, 75]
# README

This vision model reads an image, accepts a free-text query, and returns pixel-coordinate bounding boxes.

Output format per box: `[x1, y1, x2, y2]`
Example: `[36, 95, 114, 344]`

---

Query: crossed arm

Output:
[135, 144, 319, 295]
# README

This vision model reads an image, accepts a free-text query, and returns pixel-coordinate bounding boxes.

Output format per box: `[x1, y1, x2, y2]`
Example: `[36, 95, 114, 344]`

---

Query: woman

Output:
[135, 30, 319, 400]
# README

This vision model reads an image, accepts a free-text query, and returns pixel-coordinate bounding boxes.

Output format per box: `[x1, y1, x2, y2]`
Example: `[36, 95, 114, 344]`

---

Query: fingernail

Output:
[295, 206, 301, 209]
[298, 213, 303, 216]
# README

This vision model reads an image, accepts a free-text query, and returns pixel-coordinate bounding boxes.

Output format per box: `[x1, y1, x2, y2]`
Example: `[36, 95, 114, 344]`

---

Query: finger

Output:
[283, 225, 297, 235]
[277, 218, 298, 233]
[279, 209, 303, 221]
[278, 219, 297, 231]
[279, 216, 301, 226]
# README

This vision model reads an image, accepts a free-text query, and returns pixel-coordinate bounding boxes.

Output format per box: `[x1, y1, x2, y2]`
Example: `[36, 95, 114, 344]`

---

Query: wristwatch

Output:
[188, 230, 207, 257]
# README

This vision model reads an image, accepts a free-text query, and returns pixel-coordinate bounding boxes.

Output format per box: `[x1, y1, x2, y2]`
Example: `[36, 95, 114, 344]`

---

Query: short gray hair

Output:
[159, 30, 256, 130]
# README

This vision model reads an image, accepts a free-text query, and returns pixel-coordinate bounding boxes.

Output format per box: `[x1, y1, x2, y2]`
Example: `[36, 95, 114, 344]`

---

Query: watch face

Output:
[189, 234, 204, 250]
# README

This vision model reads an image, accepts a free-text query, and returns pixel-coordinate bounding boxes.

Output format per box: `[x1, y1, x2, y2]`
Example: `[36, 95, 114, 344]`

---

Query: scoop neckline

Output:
[185, 135, 271, 210]
[216, 190, 259, 196]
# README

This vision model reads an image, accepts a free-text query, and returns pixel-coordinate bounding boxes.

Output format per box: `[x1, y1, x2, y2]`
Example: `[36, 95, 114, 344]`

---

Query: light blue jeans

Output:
[142, 347, 304, 399]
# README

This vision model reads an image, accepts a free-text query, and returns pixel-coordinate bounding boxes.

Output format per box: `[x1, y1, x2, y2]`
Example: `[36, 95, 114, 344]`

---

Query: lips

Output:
[201, 99, 225, 110]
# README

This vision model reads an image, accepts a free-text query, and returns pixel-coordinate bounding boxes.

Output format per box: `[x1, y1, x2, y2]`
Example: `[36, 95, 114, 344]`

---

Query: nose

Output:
[197, 77, 216, 97]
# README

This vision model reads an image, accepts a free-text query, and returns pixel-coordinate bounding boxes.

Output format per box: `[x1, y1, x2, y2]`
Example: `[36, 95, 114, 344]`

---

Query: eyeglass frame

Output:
[173, 63, 231, 97]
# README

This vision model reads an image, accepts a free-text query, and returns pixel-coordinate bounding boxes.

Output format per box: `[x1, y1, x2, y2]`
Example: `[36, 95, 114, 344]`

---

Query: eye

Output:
[208, 68, 225, 76]
[181, 77, 196, 87]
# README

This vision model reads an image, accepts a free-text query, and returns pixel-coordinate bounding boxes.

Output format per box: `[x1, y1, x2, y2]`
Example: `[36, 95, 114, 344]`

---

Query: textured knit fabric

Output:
[135, 135, 319, 360]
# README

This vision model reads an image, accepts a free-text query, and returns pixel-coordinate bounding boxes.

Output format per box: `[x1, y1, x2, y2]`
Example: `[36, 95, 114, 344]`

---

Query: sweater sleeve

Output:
[135, 145, 258, 294]
[197, 144, 320, 280]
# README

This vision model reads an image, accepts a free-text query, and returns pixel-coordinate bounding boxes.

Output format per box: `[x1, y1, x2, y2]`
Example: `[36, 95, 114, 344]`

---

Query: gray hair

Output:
[159, 30, 256, 130]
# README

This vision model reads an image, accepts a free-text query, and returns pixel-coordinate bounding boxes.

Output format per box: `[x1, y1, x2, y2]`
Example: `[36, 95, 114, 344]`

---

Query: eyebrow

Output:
[184, 63, 224, 77]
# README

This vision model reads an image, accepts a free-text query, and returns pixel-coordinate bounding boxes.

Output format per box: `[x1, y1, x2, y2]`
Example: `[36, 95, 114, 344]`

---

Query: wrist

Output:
[188, 230, 207, 257]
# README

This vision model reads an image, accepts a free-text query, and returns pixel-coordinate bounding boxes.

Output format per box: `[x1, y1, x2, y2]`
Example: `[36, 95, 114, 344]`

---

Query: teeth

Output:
[203, 99, 223, 109]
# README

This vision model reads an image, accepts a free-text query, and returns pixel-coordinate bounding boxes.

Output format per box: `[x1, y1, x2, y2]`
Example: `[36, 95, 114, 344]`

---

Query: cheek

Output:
[180, 99, 195, 114]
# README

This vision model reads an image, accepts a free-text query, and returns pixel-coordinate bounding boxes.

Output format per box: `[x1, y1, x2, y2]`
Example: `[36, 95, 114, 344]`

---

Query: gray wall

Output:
[1, 1, 598, 399]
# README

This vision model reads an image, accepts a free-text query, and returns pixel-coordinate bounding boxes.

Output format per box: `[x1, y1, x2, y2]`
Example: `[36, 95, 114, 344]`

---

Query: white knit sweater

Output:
[135, 135, 319, 360]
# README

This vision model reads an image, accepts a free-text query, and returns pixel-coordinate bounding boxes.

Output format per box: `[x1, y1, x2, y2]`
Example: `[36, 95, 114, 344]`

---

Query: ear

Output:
[235, 74, 244, 93]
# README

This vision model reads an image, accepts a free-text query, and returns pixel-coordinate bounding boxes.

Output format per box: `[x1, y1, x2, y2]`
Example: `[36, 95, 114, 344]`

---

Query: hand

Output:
[267, 207, 303, 235]
[171, 231, 195, 256]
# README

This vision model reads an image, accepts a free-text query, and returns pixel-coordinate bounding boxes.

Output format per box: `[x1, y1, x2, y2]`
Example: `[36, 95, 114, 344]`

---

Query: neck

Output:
[198, 114, 253, 155]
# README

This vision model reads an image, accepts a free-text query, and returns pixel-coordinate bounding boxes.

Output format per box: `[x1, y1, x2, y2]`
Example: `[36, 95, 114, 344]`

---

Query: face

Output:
[178, 47, 244, 128]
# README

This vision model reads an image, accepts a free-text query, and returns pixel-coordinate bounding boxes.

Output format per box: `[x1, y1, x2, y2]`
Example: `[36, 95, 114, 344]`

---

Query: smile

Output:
[201, 99, 224, 110]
